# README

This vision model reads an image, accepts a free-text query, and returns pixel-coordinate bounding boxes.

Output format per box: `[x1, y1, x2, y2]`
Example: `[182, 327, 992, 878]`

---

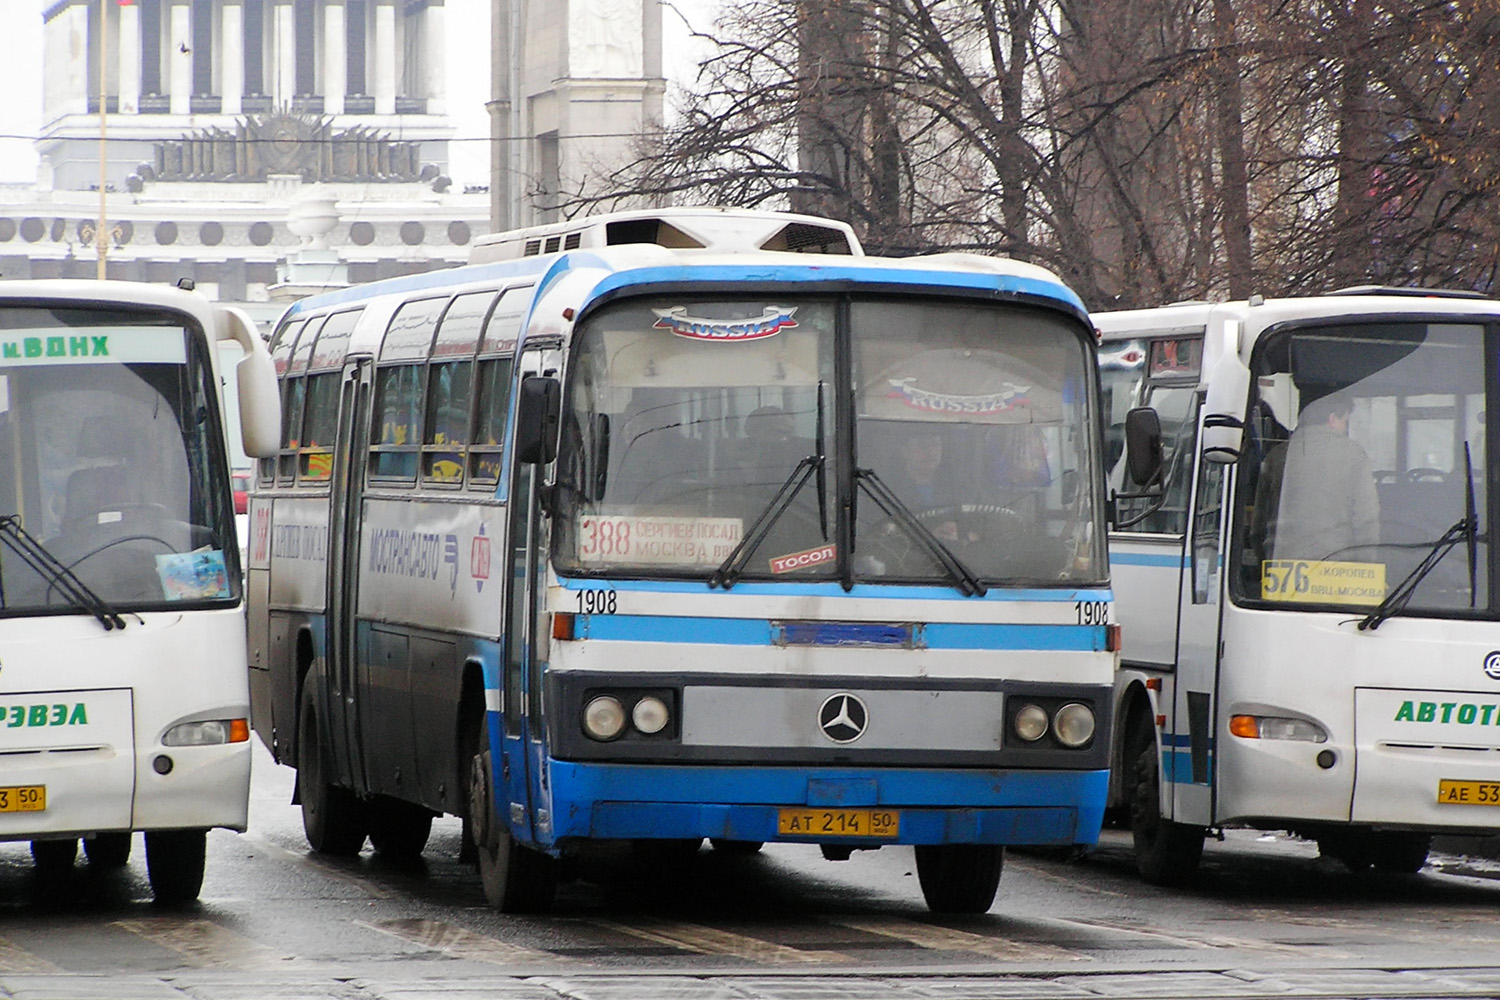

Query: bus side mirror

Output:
[1201, 352, 1252, 464]
[217, 306, 280, 458]
[236, 350, 281, 458]
[1124, 406, 1164, 487]
[515, 376, 561, 465]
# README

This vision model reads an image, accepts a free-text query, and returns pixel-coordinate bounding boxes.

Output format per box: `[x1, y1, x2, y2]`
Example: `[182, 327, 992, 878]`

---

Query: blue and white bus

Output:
[248, 208, 1118, 913]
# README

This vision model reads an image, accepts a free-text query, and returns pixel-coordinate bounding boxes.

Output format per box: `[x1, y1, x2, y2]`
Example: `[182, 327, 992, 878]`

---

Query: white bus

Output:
[0, 280, 279, 903]
[1099, 288, 1500, 883]
[248, 208, 1119, 914]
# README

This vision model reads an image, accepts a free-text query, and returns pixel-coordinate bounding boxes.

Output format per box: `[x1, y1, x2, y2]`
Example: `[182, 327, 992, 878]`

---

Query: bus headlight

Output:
[162, 718, 250, 746]
[583, 696, 627, 741]
[1013, 703, 1049, 742]
[631, 696, 670, 735]
[1229, 714, 1327, 743]
[1053, 703, 1096, 748]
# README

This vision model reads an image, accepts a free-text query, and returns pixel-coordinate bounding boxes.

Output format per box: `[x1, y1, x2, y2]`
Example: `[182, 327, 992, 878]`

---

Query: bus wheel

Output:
[1129, 744, 1204, 885]
[84, 832, 132, 868]
[367, 798, 434, 858]
[30, 838, 77, 873]
[297, 685, 368, 856]
[710, 838, 763, 855]
[1371, 833, 1432, 873]
[467, 740, 556, 913]
[914, 844, 1004, 914]
[144, 829, 206, 905]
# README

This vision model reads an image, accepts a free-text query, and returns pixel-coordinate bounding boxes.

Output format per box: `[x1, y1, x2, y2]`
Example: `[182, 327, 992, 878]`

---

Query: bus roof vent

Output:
[469, 207, 863, 263]
[604, 218, 705, 249]
[762, 221, 855, 255]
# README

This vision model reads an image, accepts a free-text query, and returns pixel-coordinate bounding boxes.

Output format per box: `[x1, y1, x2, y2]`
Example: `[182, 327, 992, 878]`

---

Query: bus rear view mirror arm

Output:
[516, 376, 561, 465]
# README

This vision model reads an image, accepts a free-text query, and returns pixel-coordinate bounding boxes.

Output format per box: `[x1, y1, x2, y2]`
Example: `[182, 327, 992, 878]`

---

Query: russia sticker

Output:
[652, 306, 798, 342]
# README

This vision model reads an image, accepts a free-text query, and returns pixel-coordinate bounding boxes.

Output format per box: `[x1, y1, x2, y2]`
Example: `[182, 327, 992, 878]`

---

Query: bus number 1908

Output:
[576, 589, 618, 615]
[1076, 601, 1109, 625]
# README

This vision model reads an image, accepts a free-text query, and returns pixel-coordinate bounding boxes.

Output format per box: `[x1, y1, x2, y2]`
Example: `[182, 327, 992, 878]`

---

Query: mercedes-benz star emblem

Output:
[818, 693, 869, 744]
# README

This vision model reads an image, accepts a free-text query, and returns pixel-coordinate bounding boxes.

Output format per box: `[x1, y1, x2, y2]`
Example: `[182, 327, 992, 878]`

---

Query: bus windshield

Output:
[553, 295, 1102, 585]
[1235, 320, 1489, 615]
[0, 307, 237, 613]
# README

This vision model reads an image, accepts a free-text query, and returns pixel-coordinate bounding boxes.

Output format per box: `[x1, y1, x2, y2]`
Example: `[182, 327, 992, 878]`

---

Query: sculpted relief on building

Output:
[148, 114, 432, 185]
[568, 0, 645, 79]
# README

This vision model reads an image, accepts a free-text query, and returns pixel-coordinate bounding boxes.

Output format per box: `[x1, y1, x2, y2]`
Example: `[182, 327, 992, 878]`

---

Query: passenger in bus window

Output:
[1264, 392, 1380, 563]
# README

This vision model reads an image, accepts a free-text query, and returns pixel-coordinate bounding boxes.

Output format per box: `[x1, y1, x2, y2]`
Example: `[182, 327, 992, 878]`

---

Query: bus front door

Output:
[327, 359, 373, 792]
[499, 346, 560, 848]
[1168, 404, 1230, 828]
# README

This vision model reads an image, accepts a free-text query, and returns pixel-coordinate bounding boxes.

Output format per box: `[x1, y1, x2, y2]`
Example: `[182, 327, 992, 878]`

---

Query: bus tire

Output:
[1130, 743, 1204, 885]
[30, 838, 77, 873]
[468, 738, 556, 913]
[1371, 833, 1431, 873]
[297, 685, 367, 856]
[367, 798, 434, 858]
[145, 829, 206, 905]
[914, 844, 1004, 914]
[84, 832, 132, 868]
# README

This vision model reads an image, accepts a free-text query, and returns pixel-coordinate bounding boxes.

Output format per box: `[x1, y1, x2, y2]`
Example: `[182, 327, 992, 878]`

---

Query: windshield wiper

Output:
[855, 469, 987, 597]
[709, 384, 831, 591]
[709, 454, 823, 590]
[0, 516, 126, 630]
[1360, 445, 1484, 631]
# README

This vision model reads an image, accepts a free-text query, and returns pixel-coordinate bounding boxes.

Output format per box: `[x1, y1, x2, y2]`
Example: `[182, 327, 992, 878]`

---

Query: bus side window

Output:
[370, 365, 422, 481]
[266, 318, 306, 484]
[279, 377, 307, 482]
[422, 360, 473, 484]
[469, 357, 513, 486]
[299, 372, 339, 482]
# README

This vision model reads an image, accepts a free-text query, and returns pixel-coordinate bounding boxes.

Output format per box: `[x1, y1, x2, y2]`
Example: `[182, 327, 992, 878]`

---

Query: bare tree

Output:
[569, 0, 1500, 305]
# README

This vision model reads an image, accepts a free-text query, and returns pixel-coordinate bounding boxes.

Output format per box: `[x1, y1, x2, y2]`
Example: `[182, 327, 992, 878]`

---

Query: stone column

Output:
[169, 2, 192, 115]
[323, 2, 346, 114]
[424, 1, 445, 115]
[373, 0, 396, 114]
[222, 3, 244, 114]
[274, 1, 296, 106]
[118, 1, 141, 114]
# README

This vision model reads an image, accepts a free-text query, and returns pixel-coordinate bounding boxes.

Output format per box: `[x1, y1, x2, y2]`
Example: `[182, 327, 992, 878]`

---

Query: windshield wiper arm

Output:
[0, 516, 125, 630]
[709, 455, 822, 590]
[1465, 442, 1479, 605]
[856, 469, 987, 597]
[1358, 519, 1474, 632]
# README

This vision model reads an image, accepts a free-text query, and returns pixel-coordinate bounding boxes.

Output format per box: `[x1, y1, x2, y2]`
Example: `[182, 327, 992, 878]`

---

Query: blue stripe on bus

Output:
[541, 761, 1109, 846]
[1109, 551, 1184, 567]
[558, 577, 1112, 602]
[573, 614, 1108, 650]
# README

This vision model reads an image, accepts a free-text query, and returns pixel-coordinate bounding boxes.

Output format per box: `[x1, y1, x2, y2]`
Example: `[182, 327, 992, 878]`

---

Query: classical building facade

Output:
[489, 0, 665, 231]
[2, 0, 489, 319]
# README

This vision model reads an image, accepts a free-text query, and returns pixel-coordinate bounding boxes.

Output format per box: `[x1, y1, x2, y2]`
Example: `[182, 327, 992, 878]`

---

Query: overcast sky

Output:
[0, 0, 720, 188]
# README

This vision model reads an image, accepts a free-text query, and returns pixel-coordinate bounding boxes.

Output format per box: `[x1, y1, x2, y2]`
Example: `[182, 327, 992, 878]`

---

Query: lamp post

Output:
[95, 0, 110, 280]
